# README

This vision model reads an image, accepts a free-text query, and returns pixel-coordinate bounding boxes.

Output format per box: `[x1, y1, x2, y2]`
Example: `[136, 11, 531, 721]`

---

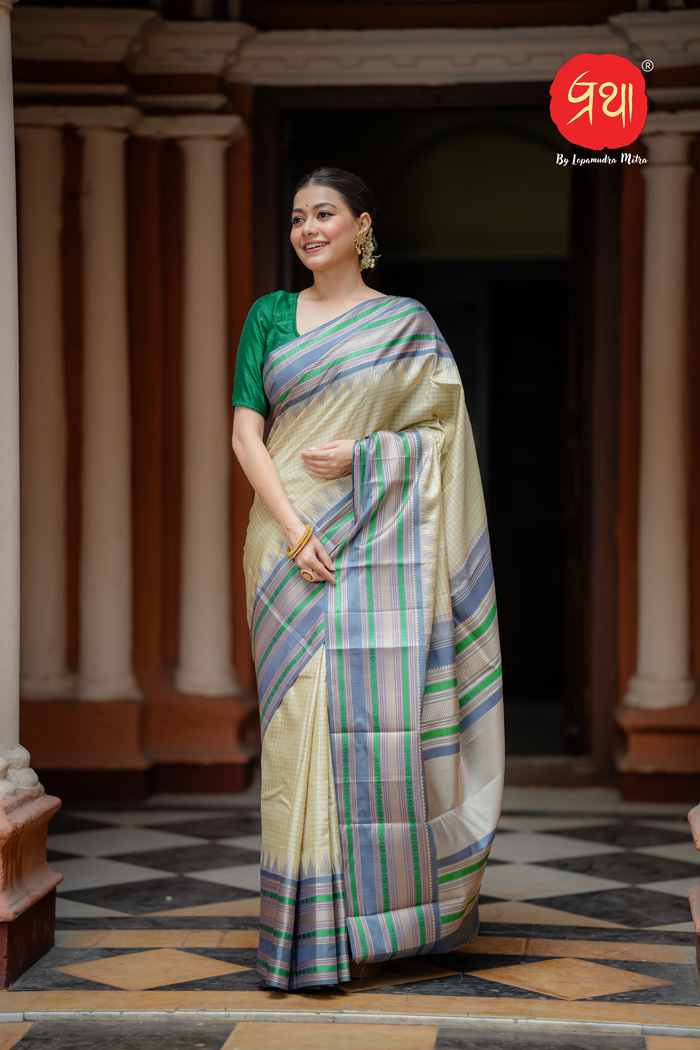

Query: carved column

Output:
[75, 110, 141, 701]
[15, 120, 71, 700]
[0, 0, 61, 988]
[174, 116, 244, 697]
[623, 129, 696, 710]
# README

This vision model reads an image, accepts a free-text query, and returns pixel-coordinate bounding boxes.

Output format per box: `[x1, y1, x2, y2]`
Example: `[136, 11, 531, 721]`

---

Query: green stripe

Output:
[252, 509, 355, 645]
[259, 923, 293, 942]
[438, 852, 490, 885]
[253, 562, 312, 642]
[260, 888, 296, 906]
[366, 435, 395, 949]
[398, 431, 425, 951]
[259, 622, 325, 722]
[420, 724, 459, 742]
[334, 527, 367, 958]
[256, 582, 324, 673]
[326, 511, 354, 539]
[261, 923, 346, 942]
[263, 296, 404, 381]
[298, 892, 345, 905]
[277, 332, 438, 406]
[440, 894, 478, 924]
[257, 958, 290, 977]
[294, 964, 341, 977]
[298, 926, 346, 941]
[455, 601, 497, 654]
[424, 678, 457, 694]
[457, 663, 502, 710]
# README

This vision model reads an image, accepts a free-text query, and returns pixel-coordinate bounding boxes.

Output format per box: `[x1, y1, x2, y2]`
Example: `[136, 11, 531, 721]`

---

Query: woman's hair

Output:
[293, 166, 380, 266]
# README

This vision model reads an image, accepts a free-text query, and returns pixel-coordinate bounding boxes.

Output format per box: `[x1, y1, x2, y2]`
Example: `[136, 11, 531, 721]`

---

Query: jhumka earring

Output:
[354, 226, 377, 270]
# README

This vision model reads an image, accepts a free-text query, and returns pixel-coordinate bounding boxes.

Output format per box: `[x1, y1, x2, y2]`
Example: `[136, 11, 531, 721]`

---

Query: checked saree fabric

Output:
[241, 294, 505, 989]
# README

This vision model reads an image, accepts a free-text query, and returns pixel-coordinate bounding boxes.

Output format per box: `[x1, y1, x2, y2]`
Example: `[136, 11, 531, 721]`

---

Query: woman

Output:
[231, 166, 505, 992]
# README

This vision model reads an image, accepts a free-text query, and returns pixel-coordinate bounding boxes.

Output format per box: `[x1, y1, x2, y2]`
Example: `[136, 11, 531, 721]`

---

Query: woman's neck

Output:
[303, 268, 370, 303]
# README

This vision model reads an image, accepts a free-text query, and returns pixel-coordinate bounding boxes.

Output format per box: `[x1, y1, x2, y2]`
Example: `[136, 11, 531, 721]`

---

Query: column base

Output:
[615, 697, 700, 800]
[173, 669, 240, 696]
[37, 757, 258, 802]
[0, 786, 62, 987]
[623, 672, 696, 709]
[19, 671, 75, 700]
[20, 691, 260, 800]
[75, 675, 141, 701]
[0, 888, 56, 989]
[20, 699, 147, 773]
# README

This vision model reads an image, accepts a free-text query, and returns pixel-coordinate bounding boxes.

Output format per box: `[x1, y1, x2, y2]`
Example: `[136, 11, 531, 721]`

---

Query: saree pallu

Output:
[242, 295, 505, 990]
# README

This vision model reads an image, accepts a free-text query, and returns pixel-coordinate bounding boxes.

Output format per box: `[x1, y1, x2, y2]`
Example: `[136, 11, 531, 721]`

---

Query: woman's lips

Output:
[304, 242, 328, 253]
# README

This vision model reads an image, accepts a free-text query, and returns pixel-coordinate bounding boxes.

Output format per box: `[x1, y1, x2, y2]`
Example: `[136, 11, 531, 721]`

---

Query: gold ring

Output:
[300, 569, 316, 582]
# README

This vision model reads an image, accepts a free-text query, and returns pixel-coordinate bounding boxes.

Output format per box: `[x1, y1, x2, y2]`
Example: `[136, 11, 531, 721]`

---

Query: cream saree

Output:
[242, 294, 505, 990]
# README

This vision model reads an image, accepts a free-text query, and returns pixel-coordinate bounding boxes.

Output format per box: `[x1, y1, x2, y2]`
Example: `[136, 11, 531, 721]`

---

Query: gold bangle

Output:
[286, 523, 313, 559]
[287, 524, 312, 559]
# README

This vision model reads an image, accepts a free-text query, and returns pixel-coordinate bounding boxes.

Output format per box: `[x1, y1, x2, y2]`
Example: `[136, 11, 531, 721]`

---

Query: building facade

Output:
[0, 0, 699, 977]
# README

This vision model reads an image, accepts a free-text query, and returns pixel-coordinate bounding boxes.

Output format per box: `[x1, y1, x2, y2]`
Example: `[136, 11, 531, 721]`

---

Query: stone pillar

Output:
[75, 110, 141, 701]
[15, 121, 72, 700]
[0, 1, 61, 987]
[173, 117, 243, 697]
[623, 130, 696, 710]
[0, 9, 42, 798]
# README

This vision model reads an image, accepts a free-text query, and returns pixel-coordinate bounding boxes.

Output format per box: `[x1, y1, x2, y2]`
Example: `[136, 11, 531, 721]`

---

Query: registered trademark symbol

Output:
[642, 59, 654, 72]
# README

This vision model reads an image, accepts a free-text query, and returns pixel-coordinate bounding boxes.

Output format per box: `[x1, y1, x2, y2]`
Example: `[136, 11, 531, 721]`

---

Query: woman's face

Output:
[290, 184, 369, 271]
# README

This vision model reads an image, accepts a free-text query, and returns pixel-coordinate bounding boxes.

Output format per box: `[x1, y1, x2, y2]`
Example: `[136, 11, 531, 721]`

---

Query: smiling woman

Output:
[231, 166, 505, 992]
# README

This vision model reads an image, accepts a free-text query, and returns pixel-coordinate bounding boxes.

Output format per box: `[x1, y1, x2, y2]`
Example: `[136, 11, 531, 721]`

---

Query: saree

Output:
[242, 294, 505, 990]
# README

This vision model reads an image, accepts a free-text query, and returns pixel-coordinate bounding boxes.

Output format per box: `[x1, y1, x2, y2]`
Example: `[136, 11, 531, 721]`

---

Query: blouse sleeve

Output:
[231, 296, 272, 419]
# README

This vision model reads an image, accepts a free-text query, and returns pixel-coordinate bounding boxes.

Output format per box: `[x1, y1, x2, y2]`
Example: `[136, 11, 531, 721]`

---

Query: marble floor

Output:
[0, 785, 698, 1049]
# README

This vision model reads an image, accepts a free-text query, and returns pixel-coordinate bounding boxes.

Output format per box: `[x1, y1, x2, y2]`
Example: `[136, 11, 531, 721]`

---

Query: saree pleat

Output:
[242, 294, 505, 989]
[257, 644, 351, 989]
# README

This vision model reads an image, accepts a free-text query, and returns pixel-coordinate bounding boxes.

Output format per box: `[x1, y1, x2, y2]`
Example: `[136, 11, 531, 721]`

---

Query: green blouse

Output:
[231, 290, 300, 419]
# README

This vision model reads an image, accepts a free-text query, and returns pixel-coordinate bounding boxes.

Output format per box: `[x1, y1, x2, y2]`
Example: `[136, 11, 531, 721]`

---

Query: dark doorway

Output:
[379, 259, 570, 756]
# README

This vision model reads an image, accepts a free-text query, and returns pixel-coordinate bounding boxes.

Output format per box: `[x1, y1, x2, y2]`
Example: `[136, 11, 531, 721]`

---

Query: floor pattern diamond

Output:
[468, 957, 673, 1000]
[53, 946, 250, 990]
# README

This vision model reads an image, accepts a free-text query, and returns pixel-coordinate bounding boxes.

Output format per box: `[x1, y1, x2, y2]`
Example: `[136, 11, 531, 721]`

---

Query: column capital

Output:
[641, 127, 695, 172]
[0, 0, 19, 12]
[14, 105, 142, 133]
[643, 109, 700, 137]
[14, 123, 62, 141]
[134, 114, 245, 144]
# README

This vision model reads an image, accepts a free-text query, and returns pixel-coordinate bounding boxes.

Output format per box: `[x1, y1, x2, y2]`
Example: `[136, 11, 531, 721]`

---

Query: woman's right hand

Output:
[287, 525, 336, 586]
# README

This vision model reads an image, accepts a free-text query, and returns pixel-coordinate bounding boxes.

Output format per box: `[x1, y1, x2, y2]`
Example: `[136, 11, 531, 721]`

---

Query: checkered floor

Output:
[0, 786, 698, 1049]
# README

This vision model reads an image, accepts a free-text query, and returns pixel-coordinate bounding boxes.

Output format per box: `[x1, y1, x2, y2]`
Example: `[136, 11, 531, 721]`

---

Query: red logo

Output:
[550, 53, 648, 150]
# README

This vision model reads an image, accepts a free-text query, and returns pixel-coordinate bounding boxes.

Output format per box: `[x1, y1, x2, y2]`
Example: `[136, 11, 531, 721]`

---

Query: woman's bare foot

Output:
[348, 959, 383, 980]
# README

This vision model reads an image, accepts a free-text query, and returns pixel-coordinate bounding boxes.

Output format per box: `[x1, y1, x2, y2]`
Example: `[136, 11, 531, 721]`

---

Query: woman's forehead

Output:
[292, 186, 343, 208]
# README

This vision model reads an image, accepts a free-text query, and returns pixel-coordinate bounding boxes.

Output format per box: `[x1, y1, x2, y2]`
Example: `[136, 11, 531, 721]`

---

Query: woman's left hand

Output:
[300, 439, 355, 479]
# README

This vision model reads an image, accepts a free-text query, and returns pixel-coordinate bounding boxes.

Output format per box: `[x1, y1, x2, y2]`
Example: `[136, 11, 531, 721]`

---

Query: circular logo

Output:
[550, 53, 648, 150]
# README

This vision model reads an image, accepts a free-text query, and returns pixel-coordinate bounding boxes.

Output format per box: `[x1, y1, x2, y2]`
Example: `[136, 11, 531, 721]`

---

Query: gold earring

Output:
[355, 226, 377, 271]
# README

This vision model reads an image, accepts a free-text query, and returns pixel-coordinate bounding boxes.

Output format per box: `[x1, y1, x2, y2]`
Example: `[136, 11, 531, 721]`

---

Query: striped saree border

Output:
[252, 492, 355, 739]
[325, 429, 439, 963]
[257, 869, 350, 990]
[263, 296, 451, 424]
